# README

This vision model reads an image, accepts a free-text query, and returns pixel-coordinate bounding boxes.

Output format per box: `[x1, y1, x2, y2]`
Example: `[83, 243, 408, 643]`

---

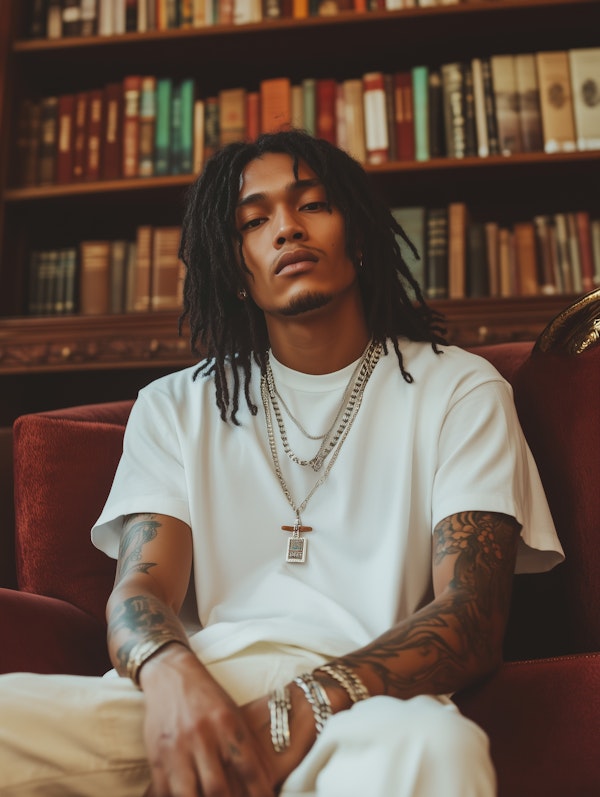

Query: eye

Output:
[301, 201, 328, 212]
[240, 216, 265, 231]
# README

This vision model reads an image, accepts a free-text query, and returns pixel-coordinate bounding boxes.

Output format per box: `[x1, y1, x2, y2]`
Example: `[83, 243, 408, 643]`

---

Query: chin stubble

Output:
[279, 292, 334, 317]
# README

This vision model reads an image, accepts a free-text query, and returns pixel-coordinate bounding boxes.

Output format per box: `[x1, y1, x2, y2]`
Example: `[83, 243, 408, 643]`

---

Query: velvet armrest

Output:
[0, 587, 110, 676]
[455, 653, 600, 797]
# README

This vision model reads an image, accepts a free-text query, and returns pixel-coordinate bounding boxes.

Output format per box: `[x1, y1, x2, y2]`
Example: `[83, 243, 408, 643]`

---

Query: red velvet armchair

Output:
[2, 340, 600, 796]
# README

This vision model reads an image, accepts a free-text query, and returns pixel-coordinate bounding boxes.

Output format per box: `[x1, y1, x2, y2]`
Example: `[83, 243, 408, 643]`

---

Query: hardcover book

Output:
[490, 54, 523, 155]
[72, 92, 88, 182]
[38, 96, 59, 185]
[260, 77, 292, 134]
[122, 76, 142, 178]
[568, 48, 600, 150]
[362, 72, 389, 164]
[396, 71, 416, 161]
[139, 76, 157, 178]
[536, 51, 577, 153]
[316, 78, 337, 145]
[514, 53, 544, 153]
[411, 66, 429, 162]
[151, 226, 184, 311]
[85, 89, 104, 182]
[56, 94, 75, 184]
[79, 240, 111, 315]
[441, 62, 467, 159]
[425, 207, 448, 299]
[102, 83, 123, 180]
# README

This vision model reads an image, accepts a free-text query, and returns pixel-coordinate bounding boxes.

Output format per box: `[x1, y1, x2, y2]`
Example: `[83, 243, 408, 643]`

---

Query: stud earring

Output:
[237, 288, 248, 301]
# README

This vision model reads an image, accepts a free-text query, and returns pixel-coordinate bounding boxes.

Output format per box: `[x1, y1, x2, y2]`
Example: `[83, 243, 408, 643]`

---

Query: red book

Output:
[122, 75, 142, 179]
[316, 78, 337, 144]
[576, 211, 596, 293]
[246, 91, 260, 141]
[102, 82, 123, 180]
[394, 72, 415, 161]
[56, 94, 75, 184]
[72, 92, 88, 182]
[85, 89, 104, 181]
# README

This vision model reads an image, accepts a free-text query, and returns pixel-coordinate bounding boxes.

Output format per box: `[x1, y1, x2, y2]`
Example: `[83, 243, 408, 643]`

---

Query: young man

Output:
[0, 131, 563, 796]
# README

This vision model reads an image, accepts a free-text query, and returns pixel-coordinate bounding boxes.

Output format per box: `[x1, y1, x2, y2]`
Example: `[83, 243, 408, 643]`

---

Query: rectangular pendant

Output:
[286, 534, 307, 564]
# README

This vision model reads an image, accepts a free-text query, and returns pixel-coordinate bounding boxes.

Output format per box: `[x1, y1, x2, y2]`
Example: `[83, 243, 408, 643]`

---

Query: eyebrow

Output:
[236, 177, 323, 209]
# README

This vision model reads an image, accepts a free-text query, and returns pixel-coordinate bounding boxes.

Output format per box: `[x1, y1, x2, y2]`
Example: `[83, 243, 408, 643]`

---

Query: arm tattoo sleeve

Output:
[337, 511, 519, 698]
[114, 514, 160, 585]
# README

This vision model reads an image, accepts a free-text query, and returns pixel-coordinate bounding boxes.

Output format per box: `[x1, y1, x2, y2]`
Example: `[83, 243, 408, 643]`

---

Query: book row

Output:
[28, 0, 462, 39]
[25, 207, 600, 318]
[395, 207, 600, 302]
[27, 225, 184, 316]
[15, 46, 600, 189]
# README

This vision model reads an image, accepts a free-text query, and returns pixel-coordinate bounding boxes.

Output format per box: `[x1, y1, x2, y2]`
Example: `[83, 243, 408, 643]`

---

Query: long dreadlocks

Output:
[178, 129, 447, 424]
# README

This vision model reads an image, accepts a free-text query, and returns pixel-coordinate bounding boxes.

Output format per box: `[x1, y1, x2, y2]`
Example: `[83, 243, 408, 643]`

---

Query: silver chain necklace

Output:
[264, 340, 381, 471]
[261, 341, 383, 563]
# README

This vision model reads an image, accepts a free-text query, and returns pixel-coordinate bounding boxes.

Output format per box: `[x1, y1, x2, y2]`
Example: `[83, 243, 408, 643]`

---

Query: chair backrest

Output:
[13, 401, 132, 624]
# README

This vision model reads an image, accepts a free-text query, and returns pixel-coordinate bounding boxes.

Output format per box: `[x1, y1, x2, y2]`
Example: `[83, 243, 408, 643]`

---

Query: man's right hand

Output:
[140, 642, 276, 797]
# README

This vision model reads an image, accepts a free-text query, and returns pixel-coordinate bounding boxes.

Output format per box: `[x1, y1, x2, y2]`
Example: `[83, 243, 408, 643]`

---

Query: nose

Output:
[273, 209, 306, 248]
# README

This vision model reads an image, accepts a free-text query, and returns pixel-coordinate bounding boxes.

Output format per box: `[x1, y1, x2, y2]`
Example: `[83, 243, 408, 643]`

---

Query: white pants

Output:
[0, 644, 496, 796]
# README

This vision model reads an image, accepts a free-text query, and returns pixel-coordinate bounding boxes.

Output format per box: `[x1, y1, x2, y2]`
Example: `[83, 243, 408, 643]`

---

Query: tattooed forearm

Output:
[108, 593, 189, 674]
[339, 511, 520, 698]
[114, 514, 160, 585]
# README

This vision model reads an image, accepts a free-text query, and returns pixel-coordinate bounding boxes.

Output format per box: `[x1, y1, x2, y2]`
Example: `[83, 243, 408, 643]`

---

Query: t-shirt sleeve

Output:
[432, 377, 564, 574]
[91, 388, 191, 559]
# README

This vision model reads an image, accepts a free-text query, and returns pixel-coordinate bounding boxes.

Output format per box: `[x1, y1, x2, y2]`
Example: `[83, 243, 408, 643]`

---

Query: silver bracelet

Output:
[293, 672, 332, 735]
[268, 686, 292, 753]
[125, 636, 185, 688]
[315, 663, 370, 704]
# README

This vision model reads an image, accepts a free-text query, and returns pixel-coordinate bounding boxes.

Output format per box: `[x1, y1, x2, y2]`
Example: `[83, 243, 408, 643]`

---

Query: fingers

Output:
[146, 724, 274, 797]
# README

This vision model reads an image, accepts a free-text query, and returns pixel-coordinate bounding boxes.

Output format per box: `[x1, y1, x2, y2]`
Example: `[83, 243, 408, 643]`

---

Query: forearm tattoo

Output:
[114, 513, 159, 585]
[339, 511, 519, 697]
[108, 593, 188, 674]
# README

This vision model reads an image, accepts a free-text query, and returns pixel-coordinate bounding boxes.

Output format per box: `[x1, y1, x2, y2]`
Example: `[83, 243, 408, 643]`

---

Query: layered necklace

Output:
[261, 340, 383, 563]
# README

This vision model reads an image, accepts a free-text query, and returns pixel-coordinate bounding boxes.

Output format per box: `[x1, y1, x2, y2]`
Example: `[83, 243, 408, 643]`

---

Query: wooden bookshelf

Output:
[0, 0, 598, 424]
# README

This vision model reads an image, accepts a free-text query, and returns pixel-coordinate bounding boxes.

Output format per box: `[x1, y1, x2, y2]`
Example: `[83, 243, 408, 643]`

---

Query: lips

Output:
[275, 249, 318, 275]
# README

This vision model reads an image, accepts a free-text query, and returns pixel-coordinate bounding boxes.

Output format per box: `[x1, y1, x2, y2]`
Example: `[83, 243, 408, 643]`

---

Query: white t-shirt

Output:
[92, 340, 564, 664]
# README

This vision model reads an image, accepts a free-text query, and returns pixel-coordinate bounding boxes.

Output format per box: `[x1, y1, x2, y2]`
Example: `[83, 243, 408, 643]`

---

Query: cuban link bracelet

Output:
[268, 686, 292, 753]
[315, 663, 370, 704]
[293, 673, 333, 735]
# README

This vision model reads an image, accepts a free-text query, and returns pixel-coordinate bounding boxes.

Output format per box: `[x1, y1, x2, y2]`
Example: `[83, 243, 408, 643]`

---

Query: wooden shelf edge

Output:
[4, 150, 598, 203]
[0, 294, 579, 374]
[0, 312, 195, 374]
[12, 0, 599, 53]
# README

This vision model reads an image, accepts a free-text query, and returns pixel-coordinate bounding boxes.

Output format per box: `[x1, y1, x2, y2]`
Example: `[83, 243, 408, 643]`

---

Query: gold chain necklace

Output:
[261, 341, 383, 563]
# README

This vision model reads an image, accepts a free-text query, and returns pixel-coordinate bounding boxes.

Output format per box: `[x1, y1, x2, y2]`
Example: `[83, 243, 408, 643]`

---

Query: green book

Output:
[170, 82, 182, 174]
[302, 78, 316, 136]
[391, 206, 426, 299]
[178, 78, 195, 175]
[411, 66, 429, 162]
[154, 78, 173, 176]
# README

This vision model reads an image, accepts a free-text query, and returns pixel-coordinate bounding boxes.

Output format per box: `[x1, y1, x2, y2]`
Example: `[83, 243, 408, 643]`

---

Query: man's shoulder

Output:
[392, 338, 507, 391]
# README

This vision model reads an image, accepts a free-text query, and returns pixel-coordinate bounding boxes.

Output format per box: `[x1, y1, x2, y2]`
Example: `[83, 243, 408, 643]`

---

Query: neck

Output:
[266, 293, 371, 374]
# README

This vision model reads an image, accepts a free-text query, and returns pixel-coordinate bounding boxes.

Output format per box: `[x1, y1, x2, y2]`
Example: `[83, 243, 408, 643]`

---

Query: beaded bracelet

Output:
[293, 672, 332, 735]
[315, 662, 370, 704]
[268, 686, 292, 753]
